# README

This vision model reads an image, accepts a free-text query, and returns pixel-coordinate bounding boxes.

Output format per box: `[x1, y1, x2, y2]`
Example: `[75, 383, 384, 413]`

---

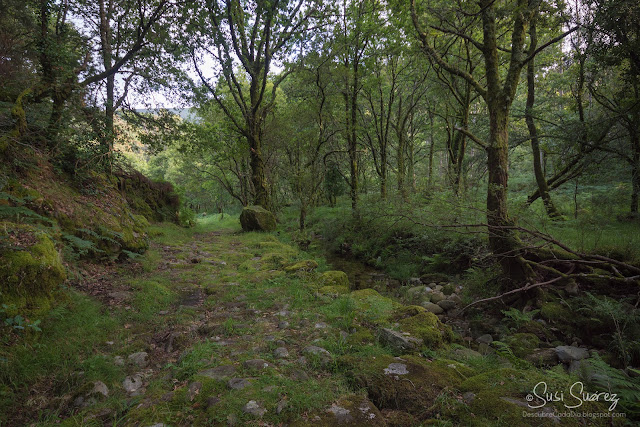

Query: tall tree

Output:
[411, 0, 576, 279]
[189, 0, 315, 209]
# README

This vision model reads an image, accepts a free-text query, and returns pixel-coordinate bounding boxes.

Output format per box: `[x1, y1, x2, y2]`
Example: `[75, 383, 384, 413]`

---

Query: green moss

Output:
[347, 327, 375, 345]
[320, 270, 349, 288]
[0, 223, 66, 311]
[284, 259, 318, 273]
[540, 301, 569, 323]
[344, 354, 470, 418]
[392, 305, 427, 320]
[398, 312, 453, 348]
[318, 285, 349, 295]
[505, 333, 540, 358]
[349, 289, 397, 324]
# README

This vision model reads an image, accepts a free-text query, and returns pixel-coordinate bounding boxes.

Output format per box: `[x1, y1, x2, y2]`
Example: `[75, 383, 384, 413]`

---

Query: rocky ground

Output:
[1, 218, 633, 426]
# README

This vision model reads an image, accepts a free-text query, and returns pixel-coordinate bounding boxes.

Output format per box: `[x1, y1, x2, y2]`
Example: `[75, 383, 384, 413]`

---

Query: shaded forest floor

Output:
[1, 215, 635, 426]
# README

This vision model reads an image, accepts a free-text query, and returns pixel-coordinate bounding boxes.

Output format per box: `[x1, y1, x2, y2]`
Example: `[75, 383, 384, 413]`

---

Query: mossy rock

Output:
[292, 394, 386, 426]
[540, 302, 570, 323]
[0, 223, 66, 311]
[343, 354, 472, 419]
[398, 312, 453, 349]
[347, 327, 375, 346]
[517, 320, 556, 341]
[320, 270, 349, 288]
[391, 305, 427, 320]
[318, 285, 349, 296]
[349, 289, 397, 324]
[284, 259, 318, 273]
[505, 333, 540, 358]
[239, 205, 276, 232]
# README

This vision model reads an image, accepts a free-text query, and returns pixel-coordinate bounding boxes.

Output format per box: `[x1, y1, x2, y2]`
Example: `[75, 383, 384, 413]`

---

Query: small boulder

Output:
[476, 334, 493, 345]
[197, 365, 237, 381]
[437, 300, 456, 311]
[430, 292, 446, 303]
[243, 359, 272, 370]
[420, 301, 444, 314]
[228, 378, 251, 390]
[240, 206, 277, 232]
[302, 345, 332, 364]
[123, 374, 143, 394]
[242, 400, 266, 417]
[274, 347, 289, 358]
[525, 348, 558, 367]
[128, 351, 148, 368]
[320, 271, 350, 288]
[555, 345, 589, 363]
[378, 328, 423, 354]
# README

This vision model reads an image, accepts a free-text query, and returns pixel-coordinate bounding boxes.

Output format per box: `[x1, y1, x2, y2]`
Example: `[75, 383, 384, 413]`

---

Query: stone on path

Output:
[198, 365, 236, 381]
[123, 374, 143, 394]
[128, 351, 148, 368]
[228, 378, 251, 390]
[243, 359, 272, 370]
[274, 347, 289, 358]
[302, 346, 332, 364]
[242, 400, 266, 417]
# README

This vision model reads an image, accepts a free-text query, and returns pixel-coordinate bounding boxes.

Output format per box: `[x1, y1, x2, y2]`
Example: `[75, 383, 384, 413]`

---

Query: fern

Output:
[491, 340, 529, 369]
[585, 353, 640, 416]
[501, 307, 540, 330]
[62, 234, 103, 256]
[0, 205, 52, 225]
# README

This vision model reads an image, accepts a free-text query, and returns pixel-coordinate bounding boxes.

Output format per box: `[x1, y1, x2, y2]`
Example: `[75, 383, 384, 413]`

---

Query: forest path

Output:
[72, 220, 378, 425]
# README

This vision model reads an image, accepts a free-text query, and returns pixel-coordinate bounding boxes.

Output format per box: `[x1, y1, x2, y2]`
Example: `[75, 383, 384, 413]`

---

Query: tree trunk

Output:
[299, 203, 307, 231]
[397, 128, 406, 199]
[248, 132, 269, 209]
[525, 17, 561, 219]
[631, 128, 640, 214]
[380, 149, 387, 199]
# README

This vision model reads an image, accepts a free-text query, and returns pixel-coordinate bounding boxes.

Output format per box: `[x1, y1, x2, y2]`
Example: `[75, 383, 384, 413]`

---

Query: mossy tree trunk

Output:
[525, 16, 561, 219]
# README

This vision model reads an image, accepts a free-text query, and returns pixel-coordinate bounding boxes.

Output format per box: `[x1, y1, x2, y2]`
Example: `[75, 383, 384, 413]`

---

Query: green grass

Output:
[0, 292, 123, 419]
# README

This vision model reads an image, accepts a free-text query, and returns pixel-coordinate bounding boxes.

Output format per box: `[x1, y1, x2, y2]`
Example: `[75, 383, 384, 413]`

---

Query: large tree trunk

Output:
[525, 18, 561, 219]
[248, 132, 269, 208]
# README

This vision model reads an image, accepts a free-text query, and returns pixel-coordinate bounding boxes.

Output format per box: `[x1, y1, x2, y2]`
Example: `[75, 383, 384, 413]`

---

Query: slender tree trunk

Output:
[397, 128, 406, 198]
[631, 128, 640, 214]
[380, 149, 387, 199]
[428, 111, 435, 187]
[525, 18, 561, 219]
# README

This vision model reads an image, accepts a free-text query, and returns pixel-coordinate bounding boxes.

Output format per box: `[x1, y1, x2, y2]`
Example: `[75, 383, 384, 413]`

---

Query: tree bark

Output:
[525, 17, 561, 219]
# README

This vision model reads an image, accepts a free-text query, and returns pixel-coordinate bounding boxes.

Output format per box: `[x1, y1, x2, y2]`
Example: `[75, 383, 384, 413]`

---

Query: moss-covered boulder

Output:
[343, 354, 472, 419]
[540, 301, 570, 323]
[239, 205, 276, 232]
[0, 223, 66, 311]
[505, 333, 540, 358]
[284, 259, 318, 273]
[397, 312, 453, 349]
[321, 270, 349, 288]
[349, 289, 397, 324]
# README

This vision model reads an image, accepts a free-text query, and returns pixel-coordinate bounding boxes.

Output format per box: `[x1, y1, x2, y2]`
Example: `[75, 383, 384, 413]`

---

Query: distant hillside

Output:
[133, 108, 198, 122]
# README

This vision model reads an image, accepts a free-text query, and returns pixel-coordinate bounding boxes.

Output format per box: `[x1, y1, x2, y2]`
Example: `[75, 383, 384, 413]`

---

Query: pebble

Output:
[274, 347, 289, 358]
[228, 378, 251, 390]
[128, 352, 148, 368]
[242, 400, 266, 417]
